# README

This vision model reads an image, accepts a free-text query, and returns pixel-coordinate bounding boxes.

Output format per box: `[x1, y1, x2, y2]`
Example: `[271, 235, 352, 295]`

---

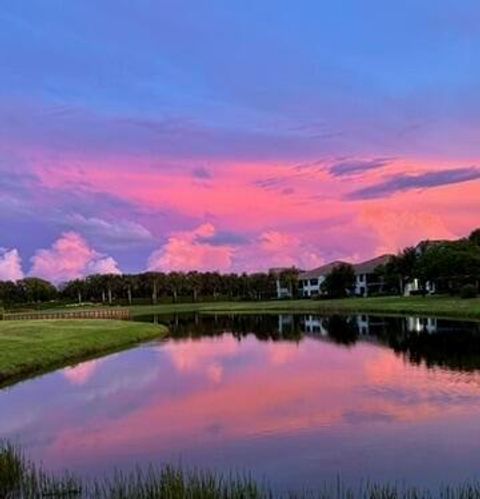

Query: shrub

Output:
[460, 284, 478, 299]
[409, 289, 426, 296]
[321, 264, 356, 298]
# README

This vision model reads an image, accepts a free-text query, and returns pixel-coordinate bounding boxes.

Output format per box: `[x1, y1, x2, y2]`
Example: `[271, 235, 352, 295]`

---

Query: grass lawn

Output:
[1, 296, 478, 386]
[123, 295, 480, 321]
[0, 320, 167, 386]
[9, 295, 480, 321]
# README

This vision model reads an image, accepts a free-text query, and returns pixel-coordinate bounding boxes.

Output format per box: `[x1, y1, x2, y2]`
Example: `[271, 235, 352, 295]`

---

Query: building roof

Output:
[298, 261, 347, 280]
[352, 254, 393, 274]
[269, 267, 304, 275]
[415, 239, 451, 254]
[269, 267, 289, 275]
[297, 254, 394, 281]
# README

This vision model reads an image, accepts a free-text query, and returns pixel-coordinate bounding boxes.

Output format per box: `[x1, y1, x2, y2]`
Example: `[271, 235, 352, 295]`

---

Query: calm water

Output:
[2, 313, 480, 490]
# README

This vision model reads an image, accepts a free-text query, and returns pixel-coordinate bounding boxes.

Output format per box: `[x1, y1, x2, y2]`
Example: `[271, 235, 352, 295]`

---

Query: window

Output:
[310, 278, 318, 286]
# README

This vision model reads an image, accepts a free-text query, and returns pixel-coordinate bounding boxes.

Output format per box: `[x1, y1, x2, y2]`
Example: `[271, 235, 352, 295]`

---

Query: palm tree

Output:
[122, 274, 137, 305]
[166, 272, 186, 303]
[68, 279, 85, 304]
[279, 267, 300, 298]
[187, 271, 202, 302]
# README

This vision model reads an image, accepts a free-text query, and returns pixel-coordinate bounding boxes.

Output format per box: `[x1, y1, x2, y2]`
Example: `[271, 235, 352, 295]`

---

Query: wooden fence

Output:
[3, 309, 131, 321]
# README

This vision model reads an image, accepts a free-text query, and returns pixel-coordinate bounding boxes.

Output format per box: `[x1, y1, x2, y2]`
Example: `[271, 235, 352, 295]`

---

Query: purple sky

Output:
[1, 1, 480, 282]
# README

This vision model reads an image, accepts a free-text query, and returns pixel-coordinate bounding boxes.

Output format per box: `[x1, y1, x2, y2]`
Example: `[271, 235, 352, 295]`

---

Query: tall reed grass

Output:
[2, 442, 480, 498]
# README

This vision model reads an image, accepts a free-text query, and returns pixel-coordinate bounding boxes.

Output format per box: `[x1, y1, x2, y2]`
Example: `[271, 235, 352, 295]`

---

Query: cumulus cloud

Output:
[30, 232, 121, 282]
[147, 223, 233, 272]
[360, 207, 456, 255]
[87, 256, 121, 275]
[349, 167, 480, 199]
[0, 248, 24, 281]
[256, 230, 324, 270]
[65, 214, 153, 247]
[63, 359, 104, 386]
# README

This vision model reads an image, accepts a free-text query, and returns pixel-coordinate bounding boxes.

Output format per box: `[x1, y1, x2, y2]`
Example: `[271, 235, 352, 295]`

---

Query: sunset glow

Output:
[1, 1, 480, 280]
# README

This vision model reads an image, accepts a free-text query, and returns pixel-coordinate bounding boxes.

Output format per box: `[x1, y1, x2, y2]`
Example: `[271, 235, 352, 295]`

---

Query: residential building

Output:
[270, 267, 298, 299]
[298, 261, 347, 297]
[352, 254, 393, 297]
[403, 240, 446, 295]
[297, 255, 392, 298]
[404, 278, 436, 296]
[407, 316, 437, 334]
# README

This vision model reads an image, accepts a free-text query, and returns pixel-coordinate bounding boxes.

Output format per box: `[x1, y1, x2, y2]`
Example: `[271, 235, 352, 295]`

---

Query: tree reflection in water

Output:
[137, 312, 480, 373]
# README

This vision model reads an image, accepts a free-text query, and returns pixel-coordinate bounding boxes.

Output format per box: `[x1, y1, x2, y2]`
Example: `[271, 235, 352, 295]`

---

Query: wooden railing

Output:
[3, 309, 131, 321]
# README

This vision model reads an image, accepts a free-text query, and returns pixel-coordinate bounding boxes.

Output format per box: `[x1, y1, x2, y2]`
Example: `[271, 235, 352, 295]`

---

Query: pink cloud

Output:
[359, 207, 457, 255]
[0, 248, 24, 281]
[147, 223, 233, 272]
[42, 340, 480, 470]
[63, 359, 103, 386]
[161, 336, 242, 375]
[87, 256, 121, 275]
[30, 154, 480, 270]
[257, 230, 324, 270]
[30, 232, 120, 282]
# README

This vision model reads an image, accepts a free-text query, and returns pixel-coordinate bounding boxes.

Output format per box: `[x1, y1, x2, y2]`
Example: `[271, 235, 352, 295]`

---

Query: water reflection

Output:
[1, 313, 480, 490]
[141, 313, 480, 372]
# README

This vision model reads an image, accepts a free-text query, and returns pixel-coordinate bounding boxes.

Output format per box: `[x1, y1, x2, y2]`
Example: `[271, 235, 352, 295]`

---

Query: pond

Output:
[1, 313, 480, 492]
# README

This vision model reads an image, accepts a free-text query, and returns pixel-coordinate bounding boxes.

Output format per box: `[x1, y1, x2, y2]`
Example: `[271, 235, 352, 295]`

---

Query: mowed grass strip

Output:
[10, 296, 480, 320]
[125, 296, 480, 320]
[6, 296, 480, 324]
[0, 320, 167, 385]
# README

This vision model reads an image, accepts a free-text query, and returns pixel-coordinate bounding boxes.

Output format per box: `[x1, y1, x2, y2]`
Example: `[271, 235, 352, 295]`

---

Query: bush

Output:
[460, 284, 478, 299]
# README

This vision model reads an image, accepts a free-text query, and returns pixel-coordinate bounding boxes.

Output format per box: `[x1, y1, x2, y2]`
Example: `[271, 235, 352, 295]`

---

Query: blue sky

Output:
[0, 0, 479, 281]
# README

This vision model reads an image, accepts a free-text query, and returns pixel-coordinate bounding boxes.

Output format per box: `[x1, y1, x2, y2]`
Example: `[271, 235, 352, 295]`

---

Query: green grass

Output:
[1, 296, 477, 386]
[2, 442, 480, 498]
[0, 319, 167, 386]
[125, 295, 480, 321]
[11, 295, 480, 321]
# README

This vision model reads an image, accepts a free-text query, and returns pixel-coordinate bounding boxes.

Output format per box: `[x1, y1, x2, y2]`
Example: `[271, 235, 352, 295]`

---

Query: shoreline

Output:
[124, 296, 480, 322]
[1, 296, 479, 387]
[5, 296, 480, 322]
[0, 319, 167, 388]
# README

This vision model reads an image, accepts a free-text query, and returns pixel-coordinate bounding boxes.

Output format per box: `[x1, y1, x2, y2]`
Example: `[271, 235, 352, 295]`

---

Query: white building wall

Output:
[355, 273, 368, 296]
[300, 276, 326, 297]
[275, 278, 291, 298]
[407, 316, 437, 334]
[302, 315, 328, 335]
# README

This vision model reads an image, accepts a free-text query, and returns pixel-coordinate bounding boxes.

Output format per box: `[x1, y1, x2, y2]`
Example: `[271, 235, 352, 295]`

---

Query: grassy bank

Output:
[123, 295, 480, 321]
[0, 320, 167, 386]
[9, 295, 480, 321]
[2, 442, 480, 499]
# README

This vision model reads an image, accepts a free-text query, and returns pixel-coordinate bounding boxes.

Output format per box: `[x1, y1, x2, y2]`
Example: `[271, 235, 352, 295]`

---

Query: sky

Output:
[1, 0, 480, 282]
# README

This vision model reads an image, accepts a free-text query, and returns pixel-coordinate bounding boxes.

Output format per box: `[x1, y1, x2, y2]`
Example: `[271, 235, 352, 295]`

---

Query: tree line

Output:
[1, 228, 479, 307]
[377, 228, 480, 297]
[319, 228, 480, 298]
[0, 270, 295, 307]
